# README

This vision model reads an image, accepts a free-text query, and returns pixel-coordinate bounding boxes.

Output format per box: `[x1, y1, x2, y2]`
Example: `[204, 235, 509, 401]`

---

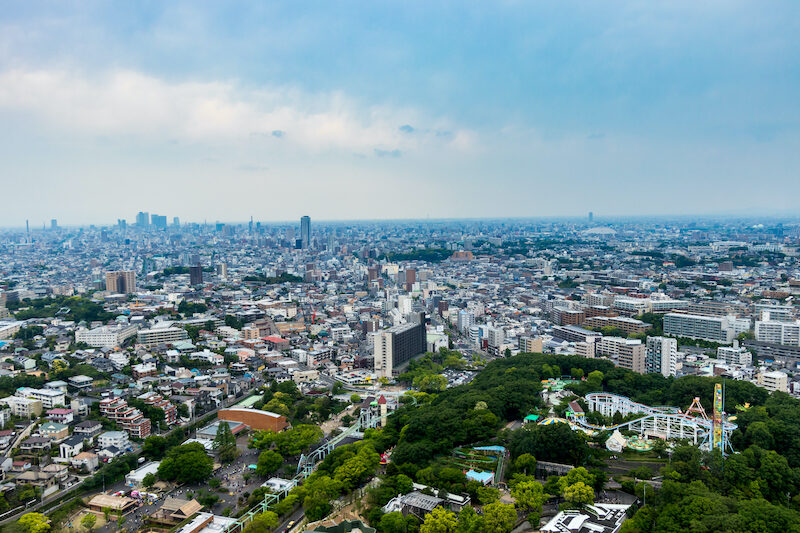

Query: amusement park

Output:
[537, 382, 737, 455]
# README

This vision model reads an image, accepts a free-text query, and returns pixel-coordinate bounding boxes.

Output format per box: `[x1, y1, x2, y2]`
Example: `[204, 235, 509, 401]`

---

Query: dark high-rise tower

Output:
[300, 216, 311, 249]
[189, 265, 203, 286]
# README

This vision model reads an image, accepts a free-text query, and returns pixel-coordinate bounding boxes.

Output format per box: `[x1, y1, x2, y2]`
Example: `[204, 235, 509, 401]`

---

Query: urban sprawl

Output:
[1, 215, 799, 533]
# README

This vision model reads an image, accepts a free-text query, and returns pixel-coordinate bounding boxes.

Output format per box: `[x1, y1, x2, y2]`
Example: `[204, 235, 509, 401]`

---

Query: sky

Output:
[1, 1, 799, 227]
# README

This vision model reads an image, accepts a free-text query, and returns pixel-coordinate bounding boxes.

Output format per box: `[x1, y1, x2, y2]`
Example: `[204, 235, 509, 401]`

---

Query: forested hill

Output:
[373, 353, 800, 532]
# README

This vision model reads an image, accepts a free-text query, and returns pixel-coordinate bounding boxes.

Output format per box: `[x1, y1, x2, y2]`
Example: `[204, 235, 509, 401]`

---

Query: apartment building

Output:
[717, 345, 753, 366]
[374, 313, 427, 378]
[137, 326, 189, 347]
[754, 316, 800, 346]
[663, 313, 750, 343]
[99, 398, 151, 439]
[519, 336, 543, 353]
[15, 387, 66, 409]
[757, 371, 789, 393]
[139, 392, 178, 426]
[617, 341, 646, 374]
[645, 336, 677, 377]
[75, 324, 138, 348]
[105, 270, 136, 294]
[583, 316, 648, 335]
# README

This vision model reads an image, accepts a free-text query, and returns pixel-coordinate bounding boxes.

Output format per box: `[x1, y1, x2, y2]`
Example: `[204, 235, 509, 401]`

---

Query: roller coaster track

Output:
[221, 407, 382, 533]
[569, 393, 736, 450]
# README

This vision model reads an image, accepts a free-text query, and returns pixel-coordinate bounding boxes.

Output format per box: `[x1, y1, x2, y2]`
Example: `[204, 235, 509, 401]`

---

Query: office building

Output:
[300, 216, 311, 249]
[190, 265, 203, 286]
[755, 316, 800, 346]
[645, 336, 677, 377]
[50, 219, 58, 230]
[663, 313, 750, 343]
[374, 313, 426, 378]
[106, 270, 137, 294]
[151, 214, 167, 229]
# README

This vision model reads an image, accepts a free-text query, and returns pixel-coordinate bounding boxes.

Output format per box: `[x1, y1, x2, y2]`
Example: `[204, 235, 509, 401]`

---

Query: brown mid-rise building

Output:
[617, 342, 646, 374]
[105, 271, 136, 294]
[217, 408, 288, 432]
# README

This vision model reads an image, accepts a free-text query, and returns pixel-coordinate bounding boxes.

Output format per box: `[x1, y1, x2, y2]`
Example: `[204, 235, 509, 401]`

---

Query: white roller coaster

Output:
[568, 392, 736, 452]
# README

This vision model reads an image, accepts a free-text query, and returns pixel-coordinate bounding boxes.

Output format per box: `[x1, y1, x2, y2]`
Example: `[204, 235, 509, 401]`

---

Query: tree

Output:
[476, 486, 500, 505]
[415, 374, 448, 393]
[350, 394, 362, 404]
[256, 450, 283, 477]
[142, 473, 156, 488]
[243, 511, 279, 533]
[80, 513, 97, 533]
[157, 442, 214, 484]
[563, 481, 594, 506]
[141, 435, 168, 460]
[557, 467, 594, 494]
[514, 453, 537, 475]
[456, 506, 484, 533]
[214, 421, 239, 463]
[380, 511, 409, 533]
[482, 502, 517, 533]
[511, 479, 547, 513]
[18, 513, 50, 533]
[420, 507, 459, 533]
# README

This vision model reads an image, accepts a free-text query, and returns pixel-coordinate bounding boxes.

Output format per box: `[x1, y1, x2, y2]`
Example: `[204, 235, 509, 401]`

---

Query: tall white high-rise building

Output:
[645, 336, 677, 377]
[457, 310, 475, 333]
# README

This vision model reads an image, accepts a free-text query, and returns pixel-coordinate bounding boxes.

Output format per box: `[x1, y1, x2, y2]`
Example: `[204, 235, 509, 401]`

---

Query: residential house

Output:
[71, 452, 99, 472]
[59, 434, 84, 460]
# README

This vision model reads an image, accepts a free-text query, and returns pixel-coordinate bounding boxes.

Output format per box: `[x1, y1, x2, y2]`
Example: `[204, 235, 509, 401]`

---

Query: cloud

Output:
[0, 68, 474, 154]
[399, 124, 414, 133]
[374, 148, 402, 158]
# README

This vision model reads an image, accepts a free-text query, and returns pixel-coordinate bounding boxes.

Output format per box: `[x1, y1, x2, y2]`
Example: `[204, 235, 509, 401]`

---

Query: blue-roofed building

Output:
[465, 469, 494, 485]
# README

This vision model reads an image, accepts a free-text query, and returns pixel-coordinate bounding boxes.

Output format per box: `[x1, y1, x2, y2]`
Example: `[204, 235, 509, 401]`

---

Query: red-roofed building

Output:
[47, 408, 74, 424]
[263, 336, 290, 351]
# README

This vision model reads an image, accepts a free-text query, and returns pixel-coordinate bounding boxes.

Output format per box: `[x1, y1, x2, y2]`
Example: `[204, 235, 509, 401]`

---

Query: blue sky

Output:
[1, 1, 799, 226]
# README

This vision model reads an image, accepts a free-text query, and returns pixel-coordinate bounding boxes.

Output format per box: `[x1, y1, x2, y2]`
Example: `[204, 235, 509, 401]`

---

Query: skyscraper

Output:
[151, 214, 167, 229]
[50, 219, 58, 230]
[300, 216, 311, 249]
[136, 212, 149, 227]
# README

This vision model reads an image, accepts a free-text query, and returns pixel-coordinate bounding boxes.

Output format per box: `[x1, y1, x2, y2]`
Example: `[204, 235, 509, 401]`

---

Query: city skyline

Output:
[2, 2, 800, 224]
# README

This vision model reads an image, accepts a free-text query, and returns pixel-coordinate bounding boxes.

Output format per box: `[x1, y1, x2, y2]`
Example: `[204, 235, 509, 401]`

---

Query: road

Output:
[0, 390, 259, 527]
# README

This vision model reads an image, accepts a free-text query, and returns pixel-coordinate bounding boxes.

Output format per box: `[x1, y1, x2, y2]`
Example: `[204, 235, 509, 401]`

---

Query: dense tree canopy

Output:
[157, 442, 213, 484]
